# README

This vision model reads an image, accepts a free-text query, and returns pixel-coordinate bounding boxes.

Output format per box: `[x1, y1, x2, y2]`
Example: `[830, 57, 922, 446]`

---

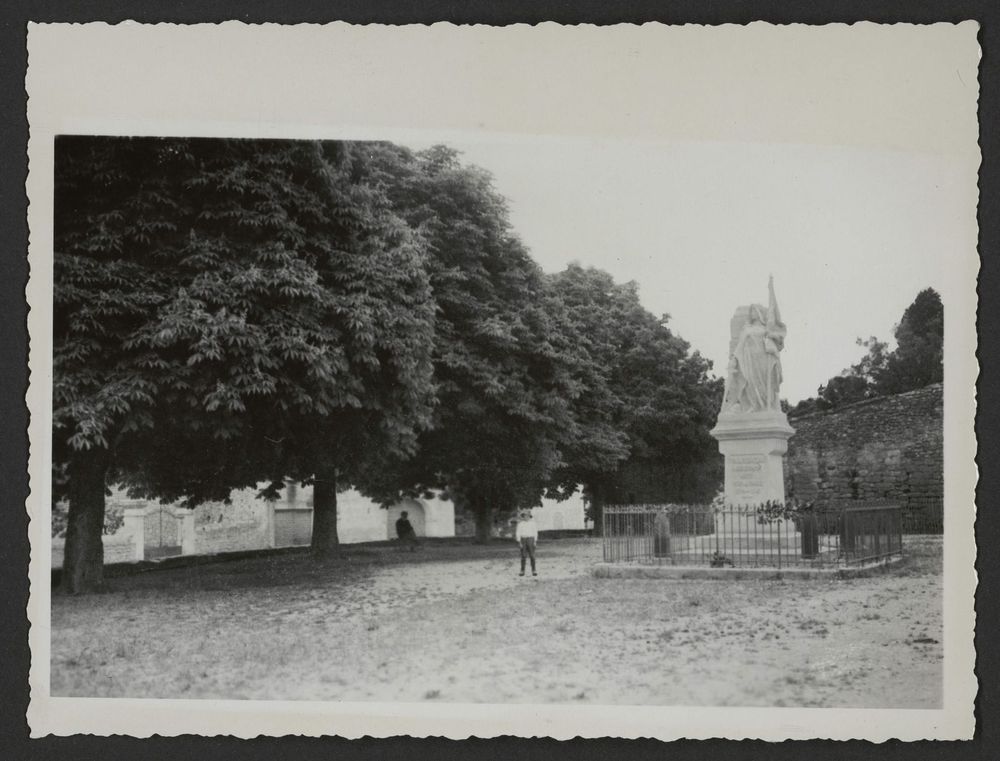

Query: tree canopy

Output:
[788, 288, 943, 417]
[54, 137, 729, 588]
[358, 144, 605, 540]
[360, 148, 722, 539]
[54, 137, 436, 589]
[547, 264, 723, 525]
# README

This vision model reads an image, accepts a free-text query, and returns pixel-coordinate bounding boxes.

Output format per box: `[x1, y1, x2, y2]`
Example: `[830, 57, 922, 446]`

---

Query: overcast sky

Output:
[28, 23, 978, 408]
[408, 135, 968, 405]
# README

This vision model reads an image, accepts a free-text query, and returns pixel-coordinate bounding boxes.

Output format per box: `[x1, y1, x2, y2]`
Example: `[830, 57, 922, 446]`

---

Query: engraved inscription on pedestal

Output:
[729, 453, 767, 504]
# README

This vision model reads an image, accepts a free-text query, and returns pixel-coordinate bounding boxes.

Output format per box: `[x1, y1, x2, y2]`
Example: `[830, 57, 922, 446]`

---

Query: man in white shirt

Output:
[515, 509, 539, 577]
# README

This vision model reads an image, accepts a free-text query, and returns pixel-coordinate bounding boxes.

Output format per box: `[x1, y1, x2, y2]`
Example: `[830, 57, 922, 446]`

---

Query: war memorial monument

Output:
[711, 276, 795, 506]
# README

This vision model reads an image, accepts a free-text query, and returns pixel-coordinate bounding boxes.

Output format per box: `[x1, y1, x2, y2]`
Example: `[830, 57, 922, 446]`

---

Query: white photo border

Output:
[25, 21, 980, 740]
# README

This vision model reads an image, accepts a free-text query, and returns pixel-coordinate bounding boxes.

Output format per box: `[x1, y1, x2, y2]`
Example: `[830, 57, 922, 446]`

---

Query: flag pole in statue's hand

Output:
[767, 274, 781, 330]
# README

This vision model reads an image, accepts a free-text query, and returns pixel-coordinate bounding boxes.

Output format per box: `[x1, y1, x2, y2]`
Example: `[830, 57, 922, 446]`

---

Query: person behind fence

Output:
[395, 510, 419, 551]
[653, 509, 671, 558]
[515, 508, 539, 577]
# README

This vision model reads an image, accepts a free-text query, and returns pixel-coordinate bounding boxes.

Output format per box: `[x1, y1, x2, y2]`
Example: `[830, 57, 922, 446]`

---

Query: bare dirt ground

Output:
[50, 535, 942, 707]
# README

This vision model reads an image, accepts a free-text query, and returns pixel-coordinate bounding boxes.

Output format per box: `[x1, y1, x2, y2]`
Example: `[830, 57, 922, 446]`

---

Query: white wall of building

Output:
[532, 490, 589, 531]
[418, 493, 457, 537]
[276, 484, 456, 545]
[335, 489, 393, 544]
[51, 482, 577, 568]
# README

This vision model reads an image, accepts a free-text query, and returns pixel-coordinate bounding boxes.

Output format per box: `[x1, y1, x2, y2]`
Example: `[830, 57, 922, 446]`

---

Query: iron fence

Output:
[602, 502, 903, 569]
[900, 499, 943, 534]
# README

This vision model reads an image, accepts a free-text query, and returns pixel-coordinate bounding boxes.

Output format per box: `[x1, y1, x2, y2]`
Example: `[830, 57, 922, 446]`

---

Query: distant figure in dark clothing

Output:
[395, 511, 418, 551]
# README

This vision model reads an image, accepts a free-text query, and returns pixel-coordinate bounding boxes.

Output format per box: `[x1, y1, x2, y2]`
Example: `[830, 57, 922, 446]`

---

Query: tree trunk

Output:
[473, 503, 493, 544]
[61, 447, 110, 594]
[311, 467, 340, 556]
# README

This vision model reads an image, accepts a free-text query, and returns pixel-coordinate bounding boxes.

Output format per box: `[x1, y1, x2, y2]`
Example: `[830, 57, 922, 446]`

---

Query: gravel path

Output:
[50, 537, 942, 707]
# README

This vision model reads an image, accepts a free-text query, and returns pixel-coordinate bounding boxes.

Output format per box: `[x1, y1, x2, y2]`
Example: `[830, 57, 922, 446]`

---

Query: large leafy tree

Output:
[547, 265, 723, 530]
[362, 146, 720, 538]
[359, 145, 614, 542]
[54, 137, 435, 591]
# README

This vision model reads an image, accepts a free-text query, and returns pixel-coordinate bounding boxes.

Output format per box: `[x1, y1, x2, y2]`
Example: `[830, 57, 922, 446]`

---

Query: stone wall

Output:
[50, 483, 461, 568]
[195, 491, 271, 555]
[534, 491, 588, 532]
[336, 489, 401, 544]
[452, 492, 590, 538]
[51, 532, 139, 569]
[50, 484, 586, 568]
[784, 384, 942, 518]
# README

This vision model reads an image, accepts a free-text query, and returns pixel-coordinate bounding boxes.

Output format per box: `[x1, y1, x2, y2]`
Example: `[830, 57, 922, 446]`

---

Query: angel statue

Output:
[721, 275, 786, 414]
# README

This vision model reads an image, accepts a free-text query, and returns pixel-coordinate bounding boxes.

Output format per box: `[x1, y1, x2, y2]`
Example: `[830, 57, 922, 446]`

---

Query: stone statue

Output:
[712, 276, 793, 506]
[721, 275, 785, 414]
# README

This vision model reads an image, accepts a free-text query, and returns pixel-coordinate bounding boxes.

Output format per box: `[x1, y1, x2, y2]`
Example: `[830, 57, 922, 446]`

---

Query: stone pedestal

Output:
[711, 410, 795, 506]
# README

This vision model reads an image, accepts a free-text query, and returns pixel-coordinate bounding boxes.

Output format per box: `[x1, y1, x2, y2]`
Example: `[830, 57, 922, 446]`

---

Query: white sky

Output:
[25, 22, 978, 407]
[409, 136, 971, 404]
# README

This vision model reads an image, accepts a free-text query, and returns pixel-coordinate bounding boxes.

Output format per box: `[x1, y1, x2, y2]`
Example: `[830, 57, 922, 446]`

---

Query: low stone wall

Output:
[51, 533, 139, 569]
[785, 384, 942, 517]
[49, 483, 460, 567]
[195, 491, 272, 554]
[196, 521, 270, 555]
[592, 558, 903, 580]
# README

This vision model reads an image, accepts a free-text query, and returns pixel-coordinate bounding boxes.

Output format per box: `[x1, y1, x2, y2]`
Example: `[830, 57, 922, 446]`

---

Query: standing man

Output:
[395, 510, 419, 552]
[515, 509, 539, 577]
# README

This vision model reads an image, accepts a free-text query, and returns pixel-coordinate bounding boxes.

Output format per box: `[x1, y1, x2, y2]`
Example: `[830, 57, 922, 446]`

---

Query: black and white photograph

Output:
[24, 21, 979, 740]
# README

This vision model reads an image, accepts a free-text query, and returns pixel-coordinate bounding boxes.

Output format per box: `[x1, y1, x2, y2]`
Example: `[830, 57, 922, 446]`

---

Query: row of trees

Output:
[786, 287, 943, 417]
[54, 137, 722, 593]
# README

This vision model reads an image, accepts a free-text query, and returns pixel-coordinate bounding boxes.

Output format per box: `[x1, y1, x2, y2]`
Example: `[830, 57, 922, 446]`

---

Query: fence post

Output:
[776, 512, 781, 570]
[602, 507, 608, 561]
[123, 507, 146, 562]
[653, 510, 670, 560]
[898, 506, 904, 556]
[801, 512, 819, 559]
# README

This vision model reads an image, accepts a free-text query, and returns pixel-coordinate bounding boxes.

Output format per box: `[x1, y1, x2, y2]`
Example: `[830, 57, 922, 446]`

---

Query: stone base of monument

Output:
[665, 527, 807, 560]
[591, 555, 903, 580]
[710, 409, 795, 506]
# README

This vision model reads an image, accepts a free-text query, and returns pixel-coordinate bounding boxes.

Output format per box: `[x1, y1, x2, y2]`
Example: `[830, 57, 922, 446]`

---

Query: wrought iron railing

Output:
[602, 502, 903, 569]
[900, 498, 943, 534]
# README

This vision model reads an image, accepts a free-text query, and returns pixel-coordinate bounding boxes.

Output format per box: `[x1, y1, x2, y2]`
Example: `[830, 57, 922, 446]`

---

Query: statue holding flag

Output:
[722, 275, 786, 414]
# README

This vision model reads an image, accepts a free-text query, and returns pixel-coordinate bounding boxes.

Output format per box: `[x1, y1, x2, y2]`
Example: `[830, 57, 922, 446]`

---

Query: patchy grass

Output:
[50, 535, 942, 708]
